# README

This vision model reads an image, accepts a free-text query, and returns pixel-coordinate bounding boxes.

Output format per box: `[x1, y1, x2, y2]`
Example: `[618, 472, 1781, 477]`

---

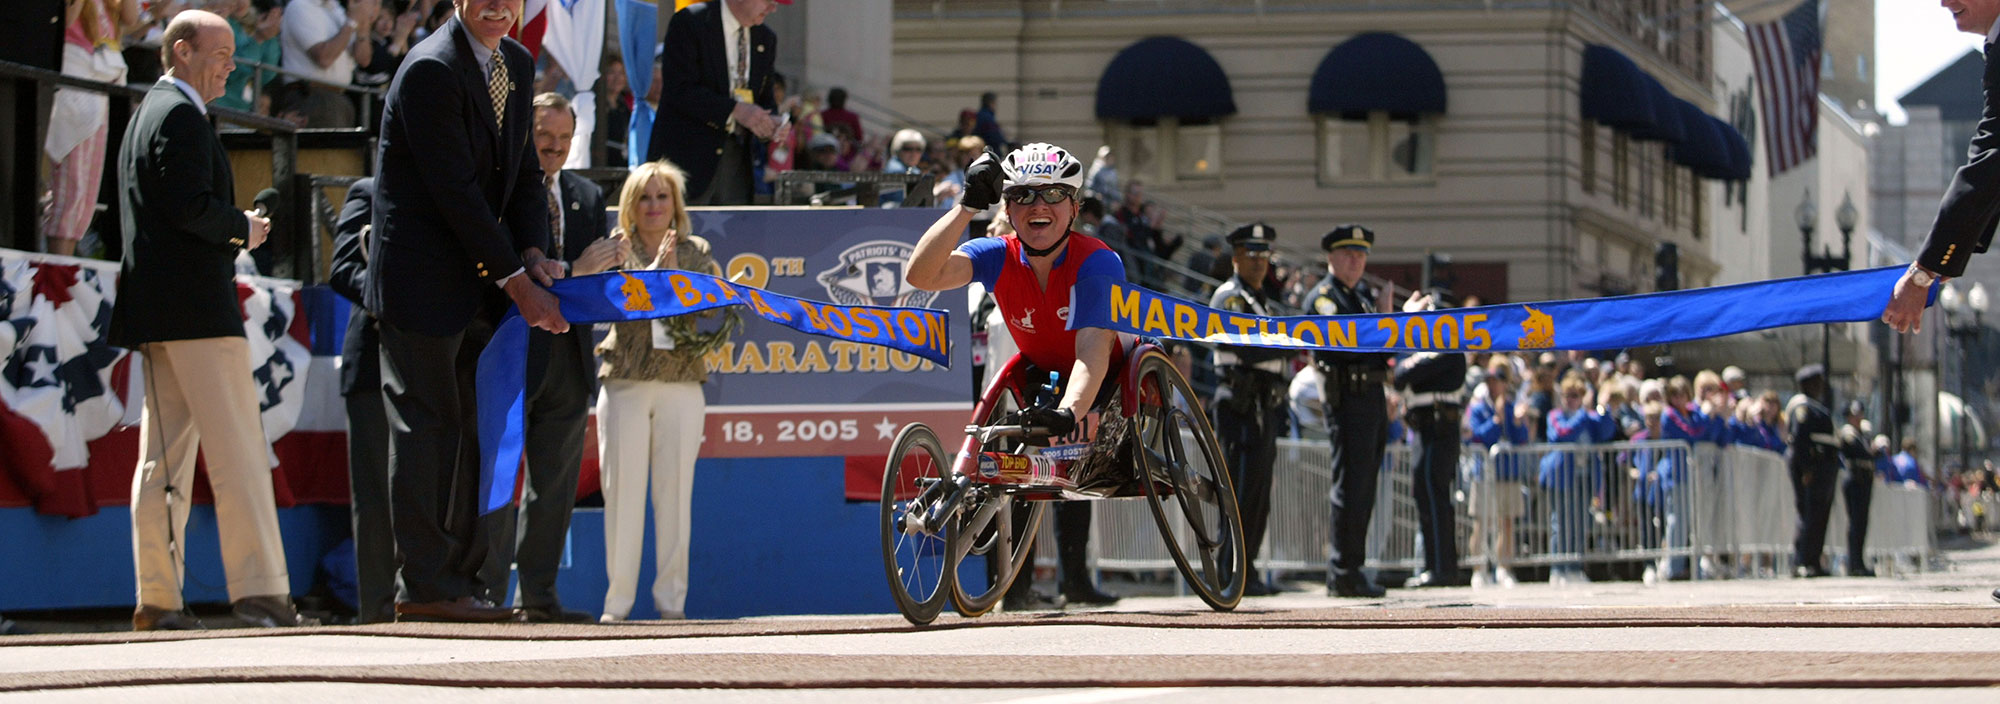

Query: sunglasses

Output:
[1004, 187, 1075, 205]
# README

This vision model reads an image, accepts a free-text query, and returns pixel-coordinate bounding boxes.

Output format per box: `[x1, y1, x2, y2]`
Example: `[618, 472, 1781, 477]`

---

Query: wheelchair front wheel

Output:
[1130, 347, 1246, 611]
[880, 423, 954, 625]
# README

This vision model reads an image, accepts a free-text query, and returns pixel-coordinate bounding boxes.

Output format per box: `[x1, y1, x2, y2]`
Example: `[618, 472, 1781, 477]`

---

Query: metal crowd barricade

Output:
[1057, 435, 1940, 587]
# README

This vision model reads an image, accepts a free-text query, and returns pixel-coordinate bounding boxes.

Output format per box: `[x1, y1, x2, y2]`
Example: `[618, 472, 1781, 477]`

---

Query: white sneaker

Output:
[1494, 566, 1518, 588]
[1471, 570, 1492, 589]
[598, 613, 624, 623]
[1642, 564, 1659, 586]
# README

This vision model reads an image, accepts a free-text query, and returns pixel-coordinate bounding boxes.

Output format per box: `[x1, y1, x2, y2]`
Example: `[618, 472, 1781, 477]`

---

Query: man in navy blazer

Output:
[477, 92, 618, 623]
[1886, 0, 2000, 334]
[646, 0, 786, 204]
[112, 9, 311, 632]
[328, 178, 398, 625]
[368, 0, 568, 623]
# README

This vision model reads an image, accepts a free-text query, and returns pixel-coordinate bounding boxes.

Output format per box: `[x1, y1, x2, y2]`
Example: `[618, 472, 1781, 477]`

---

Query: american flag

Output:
[1748, 0, 1821, 175]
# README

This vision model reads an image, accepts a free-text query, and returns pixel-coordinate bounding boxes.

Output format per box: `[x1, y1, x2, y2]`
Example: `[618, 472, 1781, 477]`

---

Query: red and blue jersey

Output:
[957, 232, 1126, 373]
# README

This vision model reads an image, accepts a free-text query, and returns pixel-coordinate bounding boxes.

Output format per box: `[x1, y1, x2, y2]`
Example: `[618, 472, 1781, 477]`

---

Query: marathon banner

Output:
[477, 269, 951, 514]
[1071, 265, 1917, 353]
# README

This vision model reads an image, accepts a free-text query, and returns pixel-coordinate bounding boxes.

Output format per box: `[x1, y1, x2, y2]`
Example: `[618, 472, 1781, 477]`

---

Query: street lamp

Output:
[1800, 190, 1856, 405]
[1941, 283, 1988, 475]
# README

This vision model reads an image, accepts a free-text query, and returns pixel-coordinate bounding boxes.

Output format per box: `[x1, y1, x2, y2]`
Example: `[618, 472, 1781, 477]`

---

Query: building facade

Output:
[891, 0, 1748, 305]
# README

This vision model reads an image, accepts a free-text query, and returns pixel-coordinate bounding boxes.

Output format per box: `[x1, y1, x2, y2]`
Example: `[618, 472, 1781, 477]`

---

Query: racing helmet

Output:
[999, 142, 1086, 192]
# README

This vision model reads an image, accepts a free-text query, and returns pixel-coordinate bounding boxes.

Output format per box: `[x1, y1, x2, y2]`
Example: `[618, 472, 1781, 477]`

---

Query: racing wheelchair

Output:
[878, 341, 1246, 625]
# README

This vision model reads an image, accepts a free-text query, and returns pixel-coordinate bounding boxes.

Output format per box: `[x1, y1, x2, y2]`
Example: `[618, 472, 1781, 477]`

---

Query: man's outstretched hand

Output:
[1882, 266, 1932, 334]
[505, 275, 570, 334]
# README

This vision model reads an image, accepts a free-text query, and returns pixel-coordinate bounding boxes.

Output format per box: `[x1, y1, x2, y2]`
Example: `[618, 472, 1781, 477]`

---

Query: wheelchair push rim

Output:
[880, 423, 954, 625]
[1130, 347, 1247, 611]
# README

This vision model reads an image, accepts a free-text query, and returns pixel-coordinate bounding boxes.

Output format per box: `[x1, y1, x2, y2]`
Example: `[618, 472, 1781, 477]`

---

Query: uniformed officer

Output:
[1208, 222, 1293, 597]
[1835, 400, 1877, 577]
[1309, 224, 1395, 597]
[1784, 365, 1842, 578]
[1394, 302, 1468, 588]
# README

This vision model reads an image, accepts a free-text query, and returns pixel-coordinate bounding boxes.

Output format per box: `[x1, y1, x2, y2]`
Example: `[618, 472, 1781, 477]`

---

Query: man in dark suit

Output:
[328, 178, 396, 625]
[646, 0, 786, 205]
[1880, 0, 2000, 606]
[1885, 0, 2000, 335]
[112, 9, 311, 631]
[369, 0, 568, 623]
[477, 92, 618, 623]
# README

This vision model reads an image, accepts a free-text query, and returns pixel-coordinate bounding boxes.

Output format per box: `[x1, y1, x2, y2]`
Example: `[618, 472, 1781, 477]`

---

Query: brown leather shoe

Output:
[133, 605, 204, 631]
[395, 597, 524, 623]
[231, 595, 320, 628]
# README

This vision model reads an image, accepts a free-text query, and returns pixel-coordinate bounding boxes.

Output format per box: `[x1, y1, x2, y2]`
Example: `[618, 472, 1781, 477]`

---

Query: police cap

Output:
[1321, 224, 1374, 252]
[1227, 222, 1275, 252]
[1795, 364, 1826, 384]
[1845, 400, 1866, 417]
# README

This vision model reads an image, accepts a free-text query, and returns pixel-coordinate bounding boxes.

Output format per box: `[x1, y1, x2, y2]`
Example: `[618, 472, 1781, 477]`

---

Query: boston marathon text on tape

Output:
[1104, 281, 1498, 351]
[623, 270, 951, 363]
[1076, 266, 1915, 354]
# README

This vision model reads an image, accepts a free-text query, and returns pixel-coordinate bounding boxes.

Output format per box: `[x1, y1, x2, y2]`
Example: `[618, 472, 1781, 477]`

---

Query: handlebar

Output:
[966, 424, 1050, 444]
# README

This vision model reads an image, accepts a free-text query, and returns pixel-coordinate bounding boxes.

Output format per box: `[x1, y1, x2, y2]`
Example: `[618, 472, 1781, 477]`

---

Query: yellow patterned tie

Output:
[488, 51, 508, 130]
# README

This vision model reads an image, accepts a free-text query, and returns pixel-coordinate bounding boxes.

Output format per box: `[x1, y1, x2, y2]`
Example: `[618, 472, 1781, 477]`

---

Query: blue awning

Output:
[1580, 45, 1657, 131]
[1095, 36, 1237, 121]
[1308, 32, 1447, 117]
[1671, 100, 1730, 178]
[1630, 76, 1685, 144]
[1717, 117, 1752, 180]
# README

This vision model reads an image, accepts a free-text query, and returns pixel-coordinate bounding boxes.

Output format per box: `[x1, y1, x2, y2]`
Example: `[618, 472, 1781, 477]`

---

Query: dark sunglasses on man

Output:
[1004, 186, 1075, 205]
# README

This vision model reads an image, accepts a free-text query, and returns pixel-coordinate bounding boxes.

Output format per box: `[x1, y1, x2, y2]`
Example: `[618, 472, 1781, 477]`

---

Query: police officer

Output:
[1835, 400, 1877, 577]
[1394, 302, 1468, 588]
[1785, 365, 1842, 578]
[1209, 222, 1292, 597]
[1308, 225, 1395, 597]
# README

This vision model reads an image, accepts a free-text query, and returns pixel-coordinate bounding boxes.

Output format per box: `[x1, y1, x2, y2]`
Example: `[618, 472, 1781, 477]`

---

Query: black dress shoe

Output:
[1847, 566, 1877, 578]
[1062, 583, 1121, 606]
[1403, 571, 1470, 588]
[1328, 576, 1386, 598]
[1991, 586, 1999, 604]
[133, 606, 204, 631]
[520, 605, 594, 623]
[1243, 579, 1275, 597]
[1002, 588, 1062, 612]
[232, 595, 320, 628]
[396, 597, 524, 623]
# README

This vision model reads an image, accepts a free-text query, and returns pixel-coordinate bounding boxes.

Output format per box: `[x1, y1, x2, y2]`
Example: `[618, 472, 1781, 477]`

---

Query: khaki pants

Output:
[130, 337, 291, 609]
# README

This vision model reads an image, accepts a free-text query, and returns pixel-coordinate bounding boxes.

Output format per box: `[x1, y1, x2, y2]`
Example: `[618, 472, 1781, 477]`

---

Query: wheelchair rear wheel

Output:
[1130, 347, 1246, 611]
[880, 423, 954, 625]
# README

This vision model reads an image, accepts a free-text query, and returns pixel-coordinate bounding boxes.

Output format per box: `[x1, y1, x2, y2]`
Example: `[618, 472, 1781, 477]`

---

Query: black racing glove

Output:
[1000, 407, 1076, 438]
[1024, 407, 1077, 438]
[960, 147, 1004, 212]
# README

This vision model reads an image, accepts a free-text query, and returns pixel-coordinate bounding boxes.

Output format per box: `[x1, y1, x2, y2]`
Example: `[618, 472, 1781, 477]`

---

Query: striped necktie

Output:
[488, 51, 509, 130]
[545, 175, 563, 257]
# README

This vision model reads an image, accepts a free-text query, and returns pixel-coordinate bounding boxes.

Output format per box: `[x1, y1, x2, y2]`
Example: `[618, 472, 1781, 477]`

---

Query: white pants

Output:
[597, 378, 703, 619]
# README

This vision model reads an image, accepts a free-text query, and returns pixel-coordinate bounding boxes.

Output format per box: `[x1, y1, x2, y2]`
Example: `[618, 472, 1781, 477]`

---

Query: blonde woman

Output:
[596, 161, 732, 621]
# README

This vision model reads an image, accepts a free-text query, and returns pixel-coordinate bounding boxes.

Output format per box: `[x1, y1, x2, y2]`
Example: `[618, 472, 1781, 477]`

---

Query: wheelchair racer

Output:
[905, 142, 1127, 448]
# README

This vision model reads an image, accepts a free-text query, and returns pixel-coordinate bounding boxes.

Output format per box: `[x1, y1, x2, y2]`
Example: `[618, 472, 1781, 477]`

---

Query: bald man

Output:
[112, 10, 311, 631]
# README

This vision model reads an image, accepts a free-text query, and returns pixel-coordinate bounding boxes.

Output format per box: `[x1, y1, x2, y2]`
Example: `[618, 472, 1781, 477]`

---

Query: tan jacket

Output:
[596, 233, 728, 384]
